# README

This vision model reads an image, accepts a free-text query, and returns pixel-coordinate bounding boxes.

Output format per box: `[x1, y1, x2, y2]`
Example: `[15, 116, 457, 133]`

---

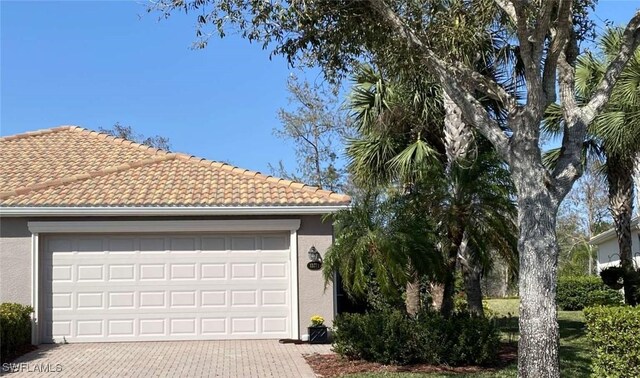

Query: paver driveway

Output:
[1, 340, 332, 377]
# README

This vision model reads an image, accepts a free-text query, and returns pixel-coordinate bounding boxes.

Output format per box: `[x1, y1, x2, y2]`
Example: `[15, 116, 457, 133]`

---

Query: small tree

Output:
[270, 75, 351, 191]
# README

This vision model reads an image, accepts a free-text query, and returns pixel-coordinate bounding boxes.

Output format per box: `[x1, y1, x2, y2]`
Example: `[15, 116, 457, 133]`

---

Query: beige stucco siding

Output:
[0, 218, 32, 305]
[297, 215, 334, 337]
[0, 214, 334, 341]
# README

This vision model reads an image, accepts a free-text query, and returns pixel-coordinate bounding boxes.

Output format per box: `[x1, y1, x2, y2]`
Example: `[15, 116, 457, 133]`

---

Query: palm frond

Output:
[388, 139, 441, 184]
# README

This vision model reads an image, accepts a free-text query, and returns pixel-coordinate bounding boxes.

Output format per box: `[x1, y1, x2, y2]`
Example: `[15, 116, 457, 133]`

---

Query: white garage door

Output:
[41, 233, 292, 342]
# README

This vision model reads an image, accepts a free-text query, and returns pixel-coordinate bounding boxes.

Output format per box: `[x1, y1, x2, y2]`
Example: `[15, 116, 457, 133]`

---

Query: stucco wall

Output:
[297, 215, 334, 338]
[0, 218, 32, 304]
[0, 214, 335, 340]
[596, 230, 640, 271]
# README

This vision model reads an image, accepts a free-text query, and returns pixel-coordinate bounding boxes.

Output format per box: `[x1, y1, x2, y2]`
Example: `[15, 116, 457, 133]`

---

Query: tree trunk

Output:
[514, 166, 561, 378]
[458, 232, 484, 316]
[405, 270, 420, 316]
[462, 257, 484, 316]
[443, 90, 473, 162]
[607, 153, 637, 306]
[440, 248, 459, 317]
[430, 283, 444, 310]
[503, 265, 509, 297]
[634, 154, 640, 212]
[440, 89, 473, 318]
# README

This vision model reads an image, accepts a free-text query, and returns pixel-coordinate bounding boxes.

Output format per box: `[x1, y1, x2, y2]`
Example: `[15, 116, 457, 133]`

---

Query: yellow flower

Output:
[310, 315, 325, 326]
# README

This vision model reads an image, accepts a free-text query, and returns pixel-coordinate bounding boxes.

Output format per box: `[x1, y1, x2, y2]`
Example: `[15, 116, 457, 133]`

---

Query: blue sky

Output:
[1, 1, 638, 175]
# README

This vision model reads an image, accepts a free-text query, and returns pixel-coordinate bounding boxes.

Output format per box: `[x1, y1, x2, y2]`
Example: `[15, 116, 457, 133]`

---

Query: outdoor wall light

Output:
[308, 246, 322, 262]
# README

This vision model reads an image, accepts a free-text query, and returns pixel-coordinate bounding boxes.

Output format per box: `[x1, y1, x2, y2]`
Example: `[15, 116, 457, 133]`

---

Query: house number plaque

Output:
[307, 261, 322, 271]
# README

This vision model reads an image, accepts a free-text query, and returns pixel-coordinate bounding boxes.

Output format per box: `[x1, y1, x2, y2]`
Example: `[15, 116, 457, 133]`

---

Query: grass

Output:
[343, 298, 592, 377]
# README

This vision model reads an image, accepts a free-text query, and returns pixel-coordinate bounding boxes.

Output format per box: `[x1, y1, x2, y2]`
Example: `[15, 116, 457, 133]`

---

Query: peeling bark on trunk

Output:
[513, 164, 560, 378]
[607, 153, 637, 306]
[443, 90, 473, 162]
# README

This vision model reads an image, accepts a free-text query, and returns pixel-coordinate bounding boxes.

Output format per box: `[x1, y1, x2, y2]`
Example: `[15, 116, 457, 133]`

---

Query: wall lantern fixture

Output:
[308, 246, 322, 262]
[307, 246, 323, 271]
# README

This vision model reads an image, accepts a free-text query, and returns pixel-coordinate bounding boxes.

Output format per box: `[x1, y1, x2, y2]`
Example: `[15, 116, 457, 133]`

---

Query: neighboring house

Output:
[590, 216, 640, 272]
[0, 126, 350, 344]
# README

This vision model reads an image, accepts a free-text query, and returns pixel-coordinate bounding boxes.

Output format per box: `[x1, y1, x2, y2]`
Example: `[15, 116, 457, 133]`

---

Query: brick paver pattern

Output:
[2, 340, 333, 377]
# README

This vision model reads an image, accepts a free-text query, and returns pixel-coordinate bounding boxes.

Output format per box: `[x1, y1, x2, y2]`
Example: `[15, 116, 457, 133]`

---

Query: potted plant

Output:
[600, 266, 624, 290]
[307, 315, 328, 344]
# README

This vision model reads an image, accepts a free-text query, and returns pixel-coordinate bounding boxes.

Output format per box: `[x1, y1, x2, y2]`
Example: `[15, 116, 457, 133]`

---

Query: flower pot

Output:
[307, 325, 328, 344]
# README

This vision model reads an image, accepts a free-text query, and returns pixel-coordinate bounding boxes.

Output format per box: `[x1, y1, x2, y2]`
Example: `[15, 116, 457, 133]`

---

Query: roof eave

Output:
[0, 205, 350, 217]
[590, 216, 640, 245]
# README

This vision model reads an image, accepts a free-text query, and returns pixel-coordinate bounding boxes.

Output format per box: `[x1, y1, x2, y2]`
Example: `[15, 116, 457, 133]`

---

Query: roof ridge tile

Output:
[0, 155, 174, 200]
[0, 125, 74, 142]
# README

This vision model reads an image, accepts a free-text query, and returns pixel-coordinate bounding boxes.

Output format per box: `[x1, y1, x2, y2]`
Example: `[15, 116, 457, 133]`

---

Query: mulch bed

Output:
[304, 343, 517, 377]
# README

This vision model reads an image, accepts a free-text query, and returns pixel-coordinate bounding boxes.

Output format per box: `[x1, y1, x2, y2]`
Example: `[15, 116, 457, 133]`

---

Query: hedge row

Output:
[332, 309, 499, 366]
[557, 276, 622, 310]
[0, 303, 33, 362]
[584, 306, 640, 378]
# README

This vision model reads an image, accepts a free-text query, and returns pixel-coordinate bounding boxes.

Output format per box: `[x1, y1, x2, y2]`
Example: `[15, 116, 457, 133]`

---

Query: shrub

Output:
[586, 290, 623, 307]
[332, 309, 499, 366]
[557, 276, 621, 310]
[584, 306, 640, 378]
[0, 303, 33, 362]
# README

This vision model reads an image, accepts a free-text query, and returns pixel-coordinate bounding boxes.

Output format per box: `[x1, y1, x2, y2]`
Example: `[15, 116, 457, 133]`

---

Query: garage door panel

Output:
[42, 233, 292, 343]
[170, 264, 197, 280]
[230, 263, 257, 279]
[51, 265, 73, 281]
[108, 319, 135, 336]
[263, 317, 288, 333]
[108, 264, 135, 280]
[201, 263, 226, 279]
[77, 265, 104, 281]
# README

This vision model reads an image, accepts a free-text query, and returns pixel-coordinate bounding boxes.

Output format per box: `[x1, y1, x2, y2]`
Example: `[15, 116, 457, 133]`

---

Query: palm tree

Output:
[322, 189, 444, 313]
[544, 28, 640, 305]
[345, 65, 445, 315]
[345, 65, 518, 316]
[444, 140, 518, 315]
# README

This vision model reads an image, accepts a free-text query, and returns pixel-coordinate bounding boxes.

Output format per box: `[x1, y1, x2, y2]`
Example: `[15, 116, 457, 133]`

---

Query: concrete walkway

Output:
[1, 340, 333, 377]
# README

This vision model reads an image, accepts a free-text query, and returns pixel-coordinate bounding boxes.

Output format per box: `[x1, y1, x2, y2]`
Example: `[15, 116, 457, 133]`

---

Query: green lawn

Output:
[344, 298, 592, 377]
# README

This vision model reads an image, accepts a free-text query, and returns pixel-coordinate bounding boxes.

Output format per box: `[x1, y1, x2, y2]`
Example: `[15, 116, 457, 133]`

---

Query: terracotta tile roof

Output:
[0, 126, 351, 208]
